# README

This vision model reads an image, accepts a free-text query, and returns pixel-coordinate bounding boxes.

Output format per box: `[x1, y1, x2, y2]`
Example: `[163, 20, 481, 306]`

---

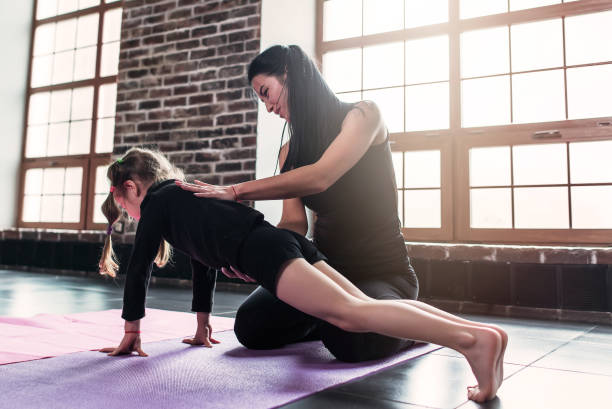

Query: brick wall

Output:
[114, 0, 261, 187]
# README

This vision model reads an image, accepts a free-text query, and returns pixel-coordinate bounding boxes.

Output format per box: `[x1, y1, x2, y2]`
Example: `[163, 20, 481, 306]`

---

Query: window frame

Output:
[316, 0, 612, 245]
[17, 0, 122, 231]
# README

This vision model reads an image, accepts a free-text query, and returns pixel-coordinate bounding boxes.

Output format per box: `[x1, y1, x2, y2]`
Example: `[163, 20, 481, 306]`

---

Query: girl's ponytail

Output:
[99, 190, 121, 277]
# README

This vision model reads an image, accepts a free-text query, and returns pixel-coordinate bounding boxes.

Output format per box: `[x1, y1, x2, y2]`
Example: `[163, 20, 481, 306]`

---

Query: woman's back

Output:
[301, 136, 417, 284]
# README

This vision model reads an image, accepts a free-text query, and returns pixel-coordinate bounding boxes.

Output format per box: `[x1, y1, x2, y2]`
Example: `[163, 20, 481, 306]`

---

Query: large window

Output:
[318, 0, 612, 244]
[19, 0, 122, 230]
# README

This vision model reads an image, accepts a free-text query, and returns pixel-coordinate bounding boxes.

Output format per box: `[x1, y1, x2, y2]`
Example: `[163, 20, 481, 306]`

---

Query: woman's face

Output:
[251, 73, 289, 121]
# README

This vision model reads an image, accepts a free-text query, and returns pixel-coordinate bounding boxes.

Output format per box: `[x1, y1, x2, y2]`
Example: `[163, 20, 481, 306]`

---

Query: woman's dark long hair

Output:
[248, 45, 356, 172]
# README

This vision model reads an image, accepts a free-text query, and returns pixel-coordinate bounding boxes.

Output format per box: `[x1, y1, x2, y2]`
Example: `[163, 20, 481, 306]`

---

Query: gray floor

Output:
[2, 269, 611, 409]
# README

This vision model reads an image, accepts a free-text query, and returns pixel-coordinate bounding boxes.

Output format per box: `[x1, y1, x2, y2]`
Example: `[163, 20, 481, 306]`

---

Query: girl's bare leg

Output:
[311, 261, 508, 389]
[275, 259, 502, 403]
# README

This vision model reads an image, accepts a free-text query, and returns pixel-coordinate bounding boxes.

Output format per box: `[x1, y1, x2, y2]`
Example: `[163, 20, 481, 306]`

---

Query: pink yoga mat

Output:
[0, 309, 235, 365]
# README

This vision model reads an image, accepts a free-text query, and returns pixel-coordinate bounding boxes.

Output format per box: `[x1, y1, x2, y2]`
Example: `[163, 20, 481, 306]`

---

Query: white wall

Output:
[0, 1, 33, 229]
[255, 0, 316, 225]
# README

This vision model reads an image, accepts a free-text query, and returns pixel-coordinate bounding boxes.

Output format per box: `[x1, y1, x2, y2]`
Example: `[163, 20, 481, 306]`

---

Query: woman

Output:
[178, 45, 419, 362]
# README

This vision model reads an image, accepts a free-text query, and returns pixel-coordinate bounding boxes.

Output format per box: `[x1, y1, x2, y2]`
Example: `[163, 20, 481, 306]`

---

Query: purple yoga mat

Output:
[1, 330, 440, 409]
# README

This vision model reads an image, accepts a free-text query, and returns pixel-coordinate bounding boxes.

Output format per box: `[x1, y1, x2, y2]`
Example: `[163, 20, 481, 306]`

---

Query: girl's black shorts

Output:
[237, 221, 327, 295]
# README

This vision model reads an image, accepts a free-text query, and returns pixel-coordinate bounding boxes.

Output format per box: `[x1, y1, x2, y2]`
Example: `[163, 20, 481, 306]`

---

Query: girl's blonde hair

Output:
[99, 147, 185, 277]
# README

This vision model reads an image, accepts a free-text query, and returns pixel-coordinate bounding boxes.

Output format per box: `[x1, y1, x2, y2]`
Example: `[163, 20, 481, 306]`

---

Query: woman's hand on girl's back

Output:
[176, 180, 236, 201]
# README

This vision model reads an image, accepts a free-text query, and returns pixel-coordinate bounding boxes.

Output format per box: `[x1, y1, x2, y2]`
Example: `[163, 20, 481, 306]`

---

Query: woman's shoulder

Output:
[343, 100, 382, 127]
[341, 100, 385, 144]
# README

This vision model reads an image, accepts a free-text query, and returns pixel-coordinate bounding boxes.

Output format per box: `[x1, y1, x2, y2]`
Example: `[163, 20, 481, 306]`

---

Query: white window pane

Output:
[57, 0, 78, 15]
[364, 0, 403, 35]
[405, 82, 449, 132]
[461, 76, 511, 127]
[71, 86, 94, 120]
[62, 195, 81, 222]
[571, 186, 612, 229]
[95, 165, 110, 193]
[337, 91, 362, 103]
[570, 140, 612, 184]
[25, 169, 44, 195]
[96, 117, 115, 153]
[404, 189, 441, 228]
[49, 89, 72, 123]
[79, 0, 100, 9]
[362, 87, 404, 133]
[405, 35, 449, 84]
[68, 120, 91, 154]
[363, 42, 404, 89]
[470, 188, 512, 228]
[405, 0, 448, 28]
[100, 41, 120, 76]
[37, 0, 58, 20]
[41, 195, 63, 222]
[47, 123, 69, 157]
[513, 143, 567, 186]
[43, 168, 65, 194]
[323, 0, 361, 41]
[470, 146, 511, 187]
[512, 70, 566, 124]
[461, 26, 509, 78]
[64, 167, 83, 194]
[31, 55, 53, 88]
[565, 10, 612, 66]
[98, 83, 117, 118]
[73, 46, 97, 81]
[323, 48, 362, 93]
[514, 187, 569, 228]
[54, 18, 77, 52]
[392, 152, 403, 188]
[94, 193, 108, 223]
[52, 50, 75, 84]
[34, 23, 56, 56]
[76, 14, 99, 47]
[510, 0, 560, 12]
[103, 8, 123, 43]
[511, 19, 563, 72]
[567, 65, 612, 120]
[460, 0, 507, 19]
[405, 150, 440, 188]
[23, 196, 42, 222]
[28, 92, 51, 125]
[25, 125, 48, 158]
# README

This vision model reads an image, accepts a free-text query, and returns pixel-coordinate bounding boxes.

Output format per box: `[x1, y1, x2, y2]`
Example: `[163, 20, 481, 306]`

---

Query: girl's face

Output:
[113, 180, 146, 220]
[251, 73, 289, 121]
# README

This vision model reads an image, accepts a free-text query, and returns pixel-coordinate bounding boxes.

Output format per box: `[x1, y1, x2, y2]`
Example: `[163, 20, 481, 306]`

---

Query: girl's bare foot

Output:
[460, 327, 502, 403]
[467, 323, 508, 392]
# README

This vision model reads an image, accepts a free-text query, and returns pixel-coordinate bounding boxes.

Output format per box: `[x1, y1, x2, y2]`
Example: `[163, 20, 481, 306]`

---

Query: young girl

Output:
[98, 147, 507, 403]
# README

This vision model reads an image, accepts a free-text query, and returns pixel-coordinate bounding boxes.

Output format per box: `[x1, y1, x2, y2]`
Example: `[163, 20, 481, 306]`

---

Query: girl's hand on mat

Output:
[176, 180, 236, 201]
[221, 266, 256, 283]
[182, 323, 220, 347]
[99, 333, 148, 357]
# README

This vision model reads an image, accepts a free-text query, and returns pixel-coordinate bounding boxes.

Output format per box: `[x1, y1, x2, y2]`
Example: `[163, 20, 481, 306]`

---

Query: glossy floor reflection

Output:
[2, 269, 611, 409]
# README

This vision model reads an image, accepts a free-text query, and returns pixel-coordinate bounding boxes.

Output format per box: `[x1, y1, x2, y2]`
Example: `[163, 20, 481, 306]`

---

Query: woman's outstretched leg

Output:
[311, 260, 507, 388]
[275, 258, 502, 403]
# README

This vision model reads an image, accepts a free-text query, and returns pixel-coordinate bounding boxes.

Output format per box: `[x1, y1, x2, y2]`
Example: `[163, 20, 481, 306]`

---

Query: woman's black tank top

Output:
[301, 134, 418, 285]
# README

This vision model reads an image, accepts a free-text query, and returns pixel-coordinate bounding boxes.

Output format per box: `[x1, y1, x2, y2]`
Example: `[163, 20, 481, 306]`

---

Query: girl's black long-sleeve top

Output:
[121, 179, 264, 321]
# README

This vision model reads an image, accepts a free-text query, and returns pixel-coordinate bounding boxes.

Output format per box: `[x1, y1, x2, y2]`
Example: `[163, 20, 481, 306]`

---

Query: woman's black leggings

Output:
[233, 272, 419, 363]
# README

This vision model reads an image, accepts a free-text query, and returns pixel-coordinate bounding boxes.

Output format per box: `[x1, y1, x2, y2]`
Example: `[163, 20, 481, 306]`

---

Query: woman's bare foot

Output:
[460, 327, 502, 403]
